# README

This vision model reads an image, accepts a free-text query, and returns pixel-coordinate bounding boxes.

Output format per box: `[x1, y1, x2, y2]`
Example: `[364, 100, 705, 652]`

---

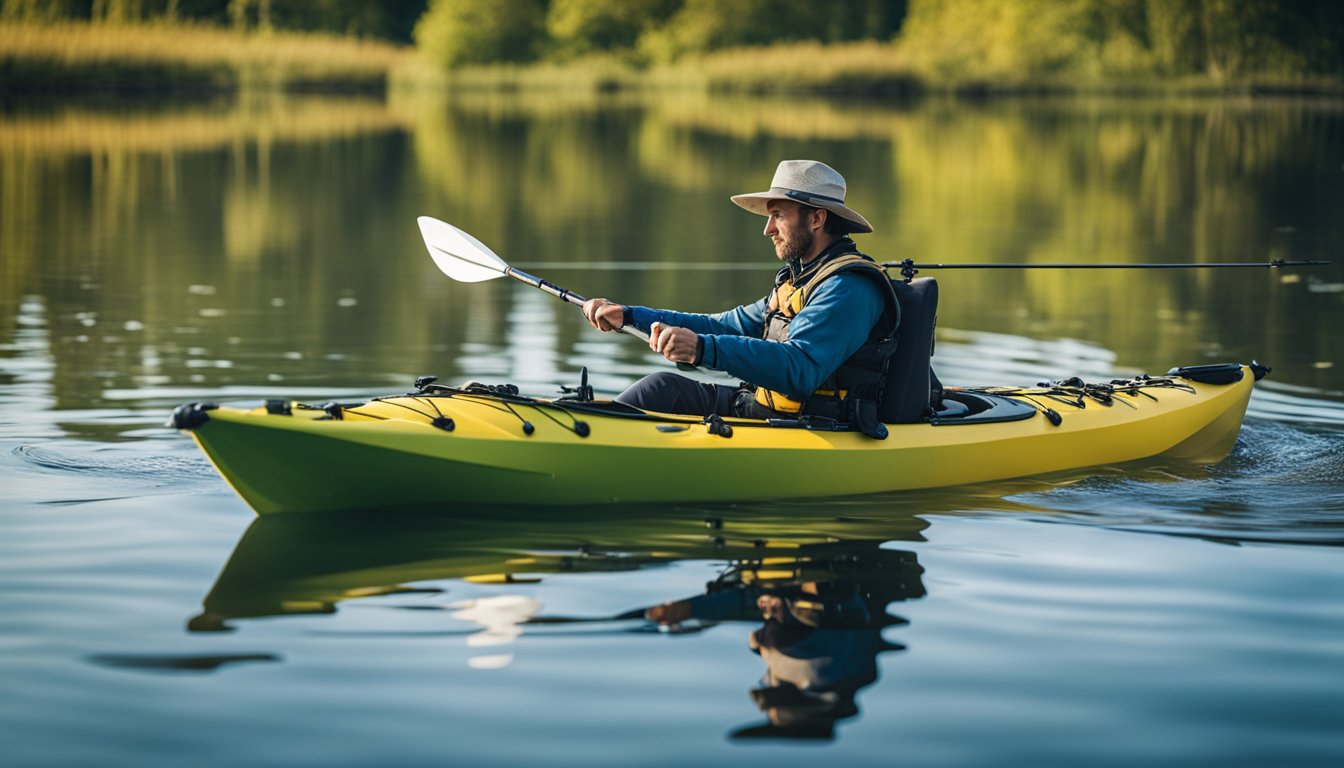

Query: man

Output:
[582, 160, 899, 428]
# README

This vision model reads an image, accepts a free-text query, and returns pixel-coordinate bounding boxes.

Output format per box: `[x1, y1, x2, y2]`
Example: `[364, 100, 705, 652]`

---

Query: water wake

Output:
[1012, 418, 1344, 546]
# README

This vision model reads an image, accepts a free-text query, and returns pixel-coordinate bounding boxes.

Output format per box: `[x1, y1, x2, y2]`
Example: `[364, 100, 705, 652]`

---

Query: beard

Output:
[774, 226, 814, 263]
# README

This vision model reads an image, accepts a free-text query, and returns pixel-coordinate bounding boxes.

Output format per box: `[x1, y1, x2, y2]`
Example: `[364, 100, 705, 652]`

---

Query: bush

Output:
[546, 0, 677, 60]
[896, 0, 1344, 85]
[415, 0, 547, 69]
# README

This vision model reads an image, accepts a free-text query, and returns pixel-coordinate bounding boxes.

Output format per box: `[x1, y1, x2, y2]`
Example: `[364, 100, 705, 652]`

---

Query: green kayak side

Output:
[178, 365, 1258, 514]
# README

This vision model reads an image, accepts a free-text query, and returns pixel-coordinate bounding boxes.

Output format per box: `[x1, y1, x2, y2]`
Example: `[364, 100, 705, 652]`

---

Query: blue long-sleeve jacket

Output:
[626, 272, 886, 400]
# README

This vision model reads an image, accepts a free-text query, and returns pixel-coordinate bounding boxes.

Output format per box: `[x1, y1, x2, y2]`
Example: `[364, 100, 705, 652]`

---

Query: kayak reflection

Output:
[191, 504, 931, 740]
[191, 503, 931, 632]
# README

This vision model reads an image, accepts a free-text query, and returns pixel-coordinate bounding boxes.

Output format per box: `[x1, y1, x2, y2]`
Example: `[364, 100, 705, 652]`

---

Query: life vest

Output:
[751, 251, 900, 422]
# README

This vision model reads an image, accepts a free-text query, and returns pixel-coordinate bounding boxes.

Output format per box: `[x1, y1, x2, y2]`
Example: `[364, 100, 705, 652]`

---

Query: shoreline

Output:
[3, 21, 1341, 101]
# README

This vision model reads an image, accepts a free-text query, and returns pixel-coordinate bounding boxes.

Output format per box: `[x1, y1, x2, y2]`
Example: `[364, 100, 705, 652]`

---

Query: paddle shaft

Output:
[509, 265, 700, 372]
[506, 266, 651, 343]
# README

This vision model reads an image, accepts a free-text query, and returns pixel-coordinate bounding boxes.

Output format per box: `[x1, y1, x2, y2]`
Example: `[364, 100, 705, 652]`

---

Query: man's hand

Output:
[757, 594, 786, 621]
[581, 298, 625, 332]
[650, 322, 699, 364]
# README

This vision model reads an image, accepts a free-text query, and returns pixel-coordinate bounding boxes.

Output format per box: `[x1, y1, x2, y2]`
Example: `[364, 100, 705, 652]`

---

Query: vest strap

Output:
[756, 251, 900, 424]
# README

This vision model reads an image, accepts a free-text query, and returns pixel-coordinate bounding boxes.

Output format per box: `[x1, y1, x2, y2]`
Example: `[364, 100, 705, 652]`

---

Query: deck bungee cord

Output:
[311, 363, 1252, 440]
[957, 375, 1199, 427]
[352, 377, 600, 437]
[950, 362, 1268, 427]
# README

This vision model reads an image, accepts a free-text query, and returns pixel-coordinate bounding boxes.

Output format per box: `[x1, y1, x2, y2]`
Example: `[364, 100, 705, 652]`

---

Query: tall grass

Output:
[0, 21, 412, 93]
[396, 38, 1342, 97]
[392, 41, 922, 96]
[393, 53, 644, 95]
[663, 41, 922, 95]
[4, 19, 1340, 98]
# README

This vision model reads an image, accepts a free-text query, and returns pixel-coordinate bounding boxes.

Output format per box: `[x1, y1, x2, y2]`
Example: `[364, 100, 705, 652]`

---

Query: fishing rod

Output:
[883, 258, 1332, 280]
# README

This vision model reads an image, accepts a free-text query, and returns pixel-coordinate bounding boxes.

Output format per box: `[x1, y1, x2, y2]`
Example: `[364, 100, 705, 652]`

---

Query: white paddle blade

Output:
[417, 216, 509, 283]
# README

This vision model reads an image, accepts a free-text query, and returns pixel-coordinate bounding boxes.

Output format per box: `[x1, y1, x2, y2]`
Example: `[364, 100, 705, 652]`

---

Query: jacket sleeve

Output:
[627, 296, 769, 338]
[633, 274, 886, 398]
[709, 274, 885, 397]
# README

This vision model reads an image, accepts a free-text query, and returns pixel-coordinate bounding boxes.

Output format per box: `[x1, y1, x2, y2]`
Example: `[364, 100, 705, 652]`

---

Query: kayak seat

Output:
[881, 277, 943, 424]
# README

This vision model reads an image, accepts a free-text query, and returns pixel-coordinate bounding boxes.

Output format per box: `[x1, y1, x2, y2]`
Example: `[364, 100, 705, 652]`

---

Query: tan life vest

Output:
[752, 253, 899, 415]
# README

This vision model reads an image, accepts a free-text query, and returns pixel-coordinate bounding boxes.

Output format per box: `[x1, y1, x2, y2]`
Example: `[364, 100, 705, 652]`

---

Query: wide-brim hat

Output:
[731, 160, 873, 234]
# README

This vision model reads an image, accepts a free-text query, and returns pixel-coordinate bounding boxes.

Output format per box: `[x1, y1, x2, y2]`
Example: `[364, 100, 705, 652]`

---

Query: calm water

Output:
[2, 92, 1343, 767]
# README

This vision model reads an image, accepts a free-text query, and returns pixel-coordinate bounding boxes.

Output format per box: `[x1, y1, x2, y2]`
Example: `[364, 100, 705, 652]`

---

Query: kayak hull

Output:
[179, 365, 1256, 515]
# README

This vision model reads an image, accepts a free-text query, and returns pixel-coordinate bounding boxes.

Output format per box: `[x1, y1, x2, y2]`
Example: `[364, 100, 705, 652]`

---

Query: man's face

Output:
[764, 200, 817, 263]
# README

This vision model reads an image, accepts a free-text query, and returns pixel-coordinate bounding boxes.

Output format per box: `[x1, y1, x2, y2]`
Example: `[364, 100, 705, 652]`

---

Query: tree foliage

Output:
[545, 0, 678, 59]
[414, 0, 547, 68]
[899, 0, 1343, 80]
[229, 0, 427, 41]
[632, 0, 906, 62]
[0, 0, 428, 42]
[4, 0, 1340, 80]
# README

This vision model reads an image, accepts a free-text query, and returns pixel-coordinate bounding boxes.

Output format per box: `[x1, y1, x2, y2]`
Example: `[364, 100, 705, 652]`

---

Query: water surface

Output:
[2, 92, 1342, 767]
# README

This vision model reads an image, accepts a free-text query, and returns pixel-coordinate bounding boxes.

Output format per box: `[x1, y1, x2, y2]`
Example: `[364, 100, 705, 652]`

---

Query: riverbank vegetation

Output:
[2, 0, 1341, 96]
[0, 20, 411, 93]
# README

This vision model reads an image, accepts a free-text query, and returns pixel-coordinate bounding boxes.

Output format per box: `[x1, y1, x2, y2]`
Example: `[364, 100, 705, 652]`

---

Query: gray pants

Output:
[615, 372, 759, 418]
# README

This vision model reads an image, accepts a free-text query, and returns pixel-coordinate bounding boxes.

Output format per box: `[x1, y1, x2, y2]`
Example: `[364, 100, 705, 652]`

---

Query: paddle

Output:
[417, 216, 696, 371]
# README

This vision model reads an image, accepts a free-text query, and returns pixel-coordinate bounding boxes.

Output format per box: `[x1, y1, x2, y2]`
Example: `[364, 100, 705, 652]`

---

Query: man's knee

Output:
[615, 372, 691, 411]
[618, 373, 682, 408]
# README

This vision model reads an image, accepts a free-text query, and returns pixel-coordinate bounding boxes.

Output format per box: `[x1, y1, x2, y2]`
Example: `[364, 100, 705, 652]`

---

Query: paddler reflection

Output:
[644, 541, 925, 741]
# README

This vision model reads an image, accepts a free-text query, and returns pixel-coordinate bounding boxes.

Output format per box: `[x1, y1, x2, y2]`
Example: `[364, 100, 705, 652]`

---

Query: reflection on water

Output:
[3, 90, 1343, 766]
[645, 539, 922, 741]
[87, 652, 281, 674]
[189, 506, 930, 628]
[1, 92, 1341, 415]
[189, 505, 929, 741]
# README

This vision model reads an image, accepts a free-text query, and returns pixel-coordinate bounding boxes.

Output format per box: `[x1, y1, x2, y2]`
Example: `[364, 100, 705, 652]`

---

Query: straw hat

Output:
[731, 160, 873, 234]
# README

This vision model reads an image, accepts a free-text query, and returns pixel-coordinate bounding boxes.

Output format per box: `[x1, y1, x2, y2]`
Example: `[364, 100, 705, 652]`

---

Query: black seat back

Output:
[880, 277, 940, 424]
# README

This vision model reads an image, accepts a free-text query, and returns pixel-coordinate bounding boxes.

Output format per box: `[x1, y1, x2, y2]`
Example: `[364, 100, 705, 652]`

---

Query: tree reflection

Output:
[2, 92, 1338, 413]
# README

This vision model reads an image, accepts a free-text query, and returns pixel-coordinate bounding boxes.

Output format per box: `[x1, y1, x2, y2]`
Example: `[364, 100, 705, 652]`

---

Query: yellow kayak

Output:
[171, 363, 1263, 515]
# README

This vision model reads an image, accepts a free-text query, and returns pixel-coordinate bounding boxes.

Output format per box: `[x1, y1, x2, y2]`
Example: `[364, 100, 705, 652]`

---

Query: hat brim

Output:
[731, 189, 873, 234]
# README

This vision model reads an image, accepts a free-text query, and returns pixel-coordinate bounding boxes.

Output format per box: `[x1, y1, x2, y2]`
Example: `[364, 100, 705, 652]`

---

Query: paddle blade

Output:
[417, 216, 509, 283]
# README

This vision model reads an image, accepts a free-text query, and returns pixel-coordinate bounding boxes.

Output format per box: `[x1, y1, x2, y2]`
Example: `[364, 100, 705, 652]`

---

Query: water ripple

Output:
[12, 443, 217, 492]
[1248, 381, 1344, 425]
[1012, 418, 1344, 546]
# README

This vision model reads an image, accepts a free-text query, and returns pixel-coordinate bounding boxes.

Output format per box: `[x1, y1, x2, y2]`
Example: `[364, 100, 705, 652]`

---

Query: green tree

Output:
[1, 0, 85, 20]
[415, 0, 547, 68]
[1146, 0, 1202, 75]
[1199, 0, 1342, 78]
[898, 0, 1343, 81]
[546, 0, 678, 58]
[172, 0, 230, 24]
[266, 0, 427, 41]
[1, 0, 233, 23]
[643, 0, 906, 59]
[228, 0, 269, 30]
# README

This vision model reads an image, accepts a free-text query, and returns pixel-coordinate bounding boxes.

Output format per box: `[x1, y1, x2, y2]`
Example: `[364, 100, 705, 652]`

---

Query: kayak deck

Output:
[174, 364, 1261, 514]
